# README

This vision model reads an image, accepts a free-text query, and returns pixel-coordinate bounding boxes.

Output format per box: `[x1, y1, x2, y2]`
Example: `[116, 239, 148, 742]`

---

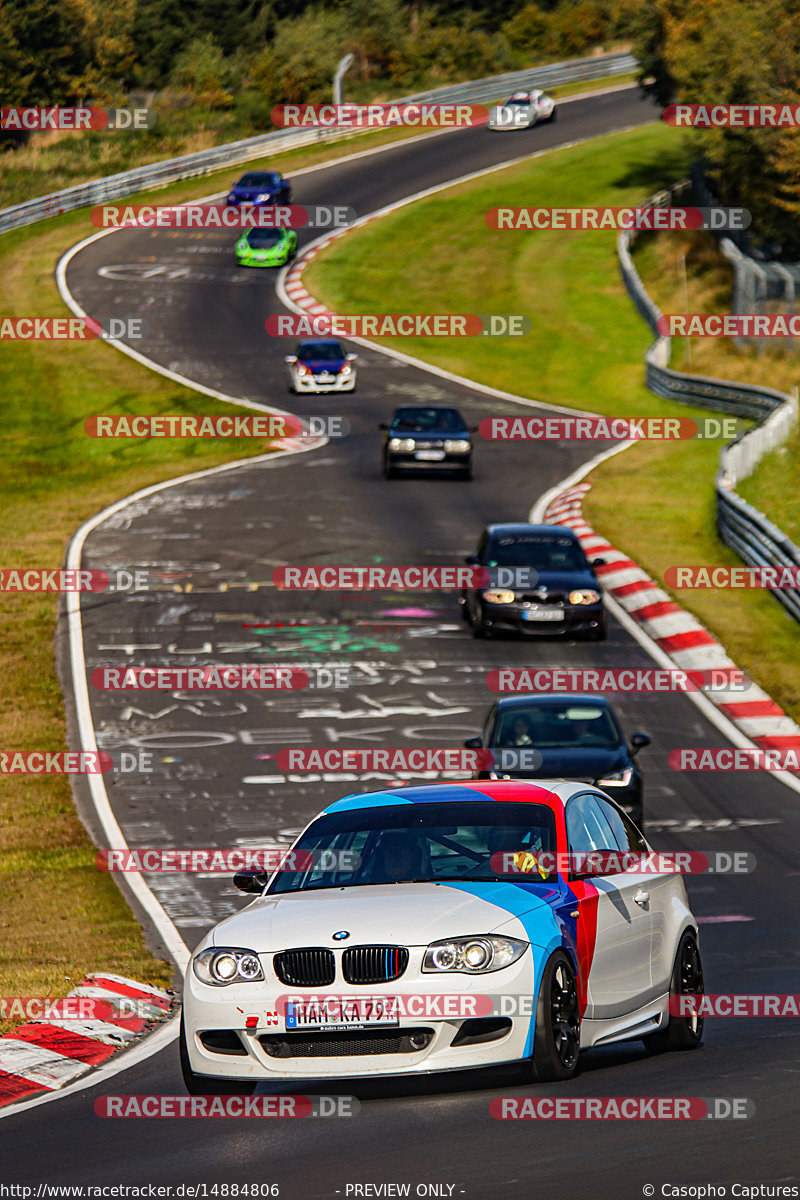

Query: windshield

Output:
[485, 534, 586, 571]
[298, 342, 345, 361]
[237, 172, 278, 188]
[495, 703, 621, 750]
[505, 98, 531, 107]
[391, 407, 467, 433]
[267, 800, 558, 893]
[247, 229, 284, 246]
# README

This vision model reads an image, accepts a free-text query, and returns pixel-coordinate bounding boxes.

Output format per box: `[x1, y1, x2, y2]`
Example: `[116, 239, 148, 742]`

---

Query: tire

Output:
[383, 457, 396, 479]
[179, 1017, 255, 1096]
[471, 599, 489, 639]
[586, 620, 607, 642]
[460, 464, 473, 481]
[549, 107, 557, 121]
[643, 931, 704, 1053]
[525, 951, 580, 1082]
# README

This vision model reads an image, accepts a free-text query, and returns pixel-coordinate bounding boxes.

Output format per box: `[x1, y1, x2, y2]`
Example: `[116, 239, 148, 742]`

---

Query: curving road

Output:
[3, 86, 800, 1196]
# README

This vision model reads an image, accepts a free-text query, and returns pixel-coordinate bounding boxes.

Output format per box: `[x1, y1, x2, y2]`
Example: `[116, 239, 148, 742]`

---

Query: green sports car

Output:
[235, 227, 297, 267]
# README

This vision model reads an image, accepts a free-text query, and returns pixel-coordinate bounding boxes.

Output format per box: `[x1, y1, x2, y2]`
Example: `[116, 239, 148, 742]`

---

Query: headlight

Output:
[597, 767, 634, 787]
[388, 437, 415, 451]
[254, 193, 272, 202]
[483, 589, 516, 604]
[423, 935, 526, 974]
[340, 363, 352, 376]
[295, 363, 310, 376]
[193, 948, 265, 986]
[443, 439, 470, 453]
[568, 589, 601, 605]
[227, 194, 237, 202]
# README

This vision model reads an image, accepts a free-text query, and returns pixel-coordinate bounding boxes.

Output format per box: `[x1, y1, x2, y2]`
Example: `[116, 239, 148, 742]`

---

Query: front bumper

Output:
[477, 598, 604, 636]
[237, 253, 287, 268]
[290, 371, 355, 393]
[387, 451, 472, 471]
[183, 958, 535, 1081]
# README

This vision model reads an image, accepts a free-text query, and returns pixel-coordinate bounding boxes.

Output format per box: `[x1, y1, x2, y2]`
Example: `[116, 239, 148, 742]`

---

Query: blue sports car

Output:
[226, 170, 291, 206]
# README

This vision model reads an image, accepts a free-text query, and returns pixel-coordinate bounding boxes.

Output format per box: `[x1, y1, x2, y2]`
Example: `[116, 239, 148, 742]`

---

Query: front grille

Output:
[342, 945, 409, 984]
[520, 591, 568, 606]
[259, 1028, 433, 1058]
[273, 947, 335, 987]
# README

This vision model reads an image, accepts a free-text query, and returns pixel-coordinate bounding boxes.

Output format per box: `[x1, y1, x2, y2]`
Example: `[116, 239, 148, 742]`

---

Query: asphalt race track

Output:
[3, 86, 800, 1196]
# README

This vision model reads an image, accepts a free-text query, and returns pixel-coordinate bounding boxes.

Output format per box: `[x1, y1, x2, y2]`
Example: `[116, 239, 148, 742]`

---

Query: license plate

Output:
[522, 608, 565, 622]
[315, 373, 335, 383]
[415, 450, 445, 461]
[285, 998, 399, 1030]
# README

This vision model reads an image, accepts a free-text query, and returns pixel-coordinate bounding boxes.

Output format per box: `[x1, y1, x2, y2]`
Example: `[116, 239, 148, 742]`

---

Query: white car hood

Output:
[210, 883, 539, 951]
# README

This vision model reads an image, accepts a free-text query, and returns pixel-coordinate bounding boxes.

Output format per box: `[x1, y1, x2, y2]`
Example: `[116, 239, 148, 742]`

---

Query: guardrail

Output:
[0, 51, 636, 235]
[618, 183, 800, 623]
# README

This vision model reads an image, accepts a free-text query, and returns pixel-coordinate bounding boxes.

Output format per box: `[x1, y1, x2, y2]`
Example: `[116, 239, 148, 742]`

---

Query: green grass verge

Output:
[303, 120, 800, 722]
[632, 227, 800, 546]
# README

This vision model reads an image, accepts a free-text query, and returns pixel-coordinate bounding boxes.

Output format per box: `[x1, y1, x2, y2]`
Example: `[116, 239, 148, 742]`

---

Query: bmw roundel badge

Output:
[332, 930, 350, 941]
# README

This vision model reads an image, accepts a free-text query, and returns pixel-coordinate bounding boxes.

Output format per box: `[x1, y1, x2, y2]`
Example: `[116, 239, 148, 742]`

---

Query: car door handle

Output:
[634, 889, 650, 907]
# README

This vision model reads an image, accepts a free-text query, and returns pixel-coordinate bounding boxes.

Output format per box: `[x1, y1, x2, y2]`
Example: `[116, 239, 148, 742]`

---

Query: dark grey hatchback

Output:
[460, 523, 606, 639]
[380, 405, 473, 478]
[466, 694, 651, 826]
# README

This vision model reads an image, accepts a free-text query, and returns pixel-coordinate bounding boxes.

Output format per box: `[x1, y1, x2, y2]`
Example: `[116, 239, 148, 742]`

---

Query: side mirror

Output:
[630, 731, 651, 757]
[233, 869, 269, 894]
[346, 353, 358, 361]
[464, 553, 479, 565]
[284, 355, 297, 364]
[591, 557, 605, 567]
[379, 422, 389, 430]
[464, 736, 483, 749]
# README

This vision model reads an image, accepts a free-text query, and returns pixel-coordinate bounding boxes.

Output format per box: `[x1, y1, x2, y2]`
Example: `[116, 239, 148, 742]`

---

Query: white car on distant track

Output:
[488, 90, 556, 130]
[180, 780, 704, 1093]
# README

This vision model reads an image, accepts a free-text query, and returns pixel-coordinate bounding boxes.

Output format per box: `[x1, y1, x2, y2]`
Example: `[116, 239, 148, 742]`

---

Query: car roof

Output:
[297, 338, 342, 348]
[483, 523, 580, 540]
[322, 779, 581, 817]
[494, 693, 613, 711]
[390, 404, 464, 417]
